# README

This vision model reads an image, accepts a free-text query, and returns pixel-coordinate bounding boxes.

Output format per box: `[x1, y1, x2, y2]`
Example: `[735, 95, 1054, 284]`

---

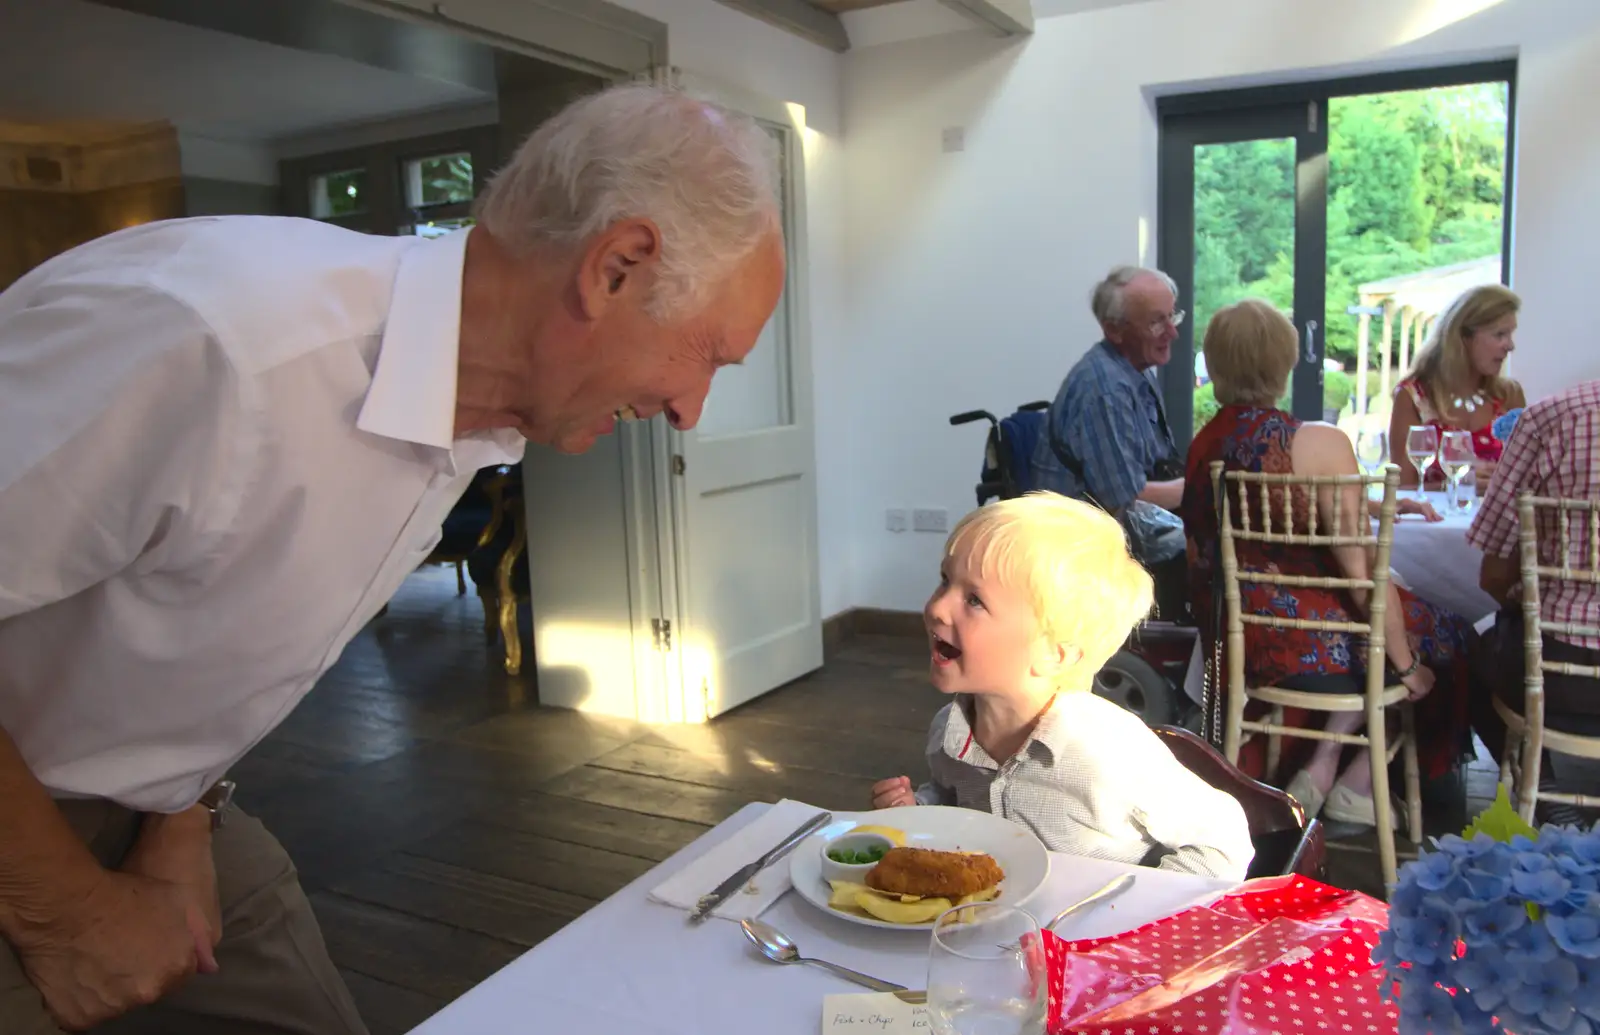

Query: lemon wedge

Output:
[849, 824, 907, 846]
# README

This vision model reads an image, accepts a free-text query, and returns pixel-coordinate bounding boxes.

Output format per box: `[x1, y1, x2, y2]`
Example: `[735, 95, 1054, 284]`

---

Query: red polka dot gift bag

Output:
[1039, 874, 1396, 1035]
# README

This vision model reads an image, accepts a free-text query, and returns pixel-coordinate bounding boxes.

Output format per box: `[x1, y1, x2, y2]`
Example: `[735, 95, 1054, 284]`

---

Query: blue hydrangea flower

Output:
[1438, 833, 1500, 860]
[1398, 981, 1462, 1035]
[1508, 956, 1581, 1024]
[1569, 831, 1600, 870]
[1412, 849, 1466, 894]
[1380, 818, 1600, 1032]
[1492, 408, 1523, 442]
[1576, 956, 1600, 1021]
[1512, 920, 1562, 967]
[1459, 896, 1528, 948]
[1551, 909, 1600, 959]
[1515, 852, 1576, 906]
[1461, 849, 1516, 901]
[1391, 894, 1463, 966]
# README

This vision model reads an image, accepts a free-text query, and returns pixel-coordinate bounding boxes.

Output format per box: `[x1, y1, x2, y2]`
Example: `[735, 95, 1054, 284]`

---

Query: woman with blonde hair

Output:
[1182, 299, 1474, 827]
[1389, 283, 1526, 487]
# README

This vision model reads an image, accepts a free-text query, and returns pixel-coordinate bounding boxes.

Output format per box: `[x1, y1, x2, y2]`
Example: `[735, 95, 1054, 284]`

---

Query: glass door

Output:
[1158, 63, 1516, 454]
[1158, 102, 1327, 445]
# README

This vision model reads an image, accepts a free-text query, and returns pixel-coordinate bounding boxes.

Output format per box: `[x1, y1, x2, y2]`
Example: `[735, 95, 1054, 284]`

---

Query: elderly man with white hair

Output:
[0, 84, 783, 1034]
[1032, 265, 1187, 578]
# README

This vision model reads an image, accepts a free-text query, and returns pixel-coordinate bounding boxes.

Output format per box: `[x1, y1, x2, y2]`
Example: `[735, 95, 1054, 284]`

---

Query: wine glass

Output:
[1355, 428, 1388, 477]
[927, 903, 1048, 1035]
[1439, 430, 1475, 514]
[1405, 425, 1440, 501]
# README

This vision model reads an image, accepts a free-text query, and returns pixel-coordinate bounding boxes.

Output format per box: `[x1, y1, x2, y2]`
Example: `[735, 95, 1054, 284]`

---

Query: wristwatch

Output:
[197, 779, 237, 831]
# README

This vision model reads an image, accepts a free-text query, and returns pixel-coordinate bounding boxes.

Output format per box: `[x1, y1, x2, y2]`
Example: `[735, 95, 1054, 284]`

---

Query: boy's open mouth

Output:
[932, 636, 962, 663]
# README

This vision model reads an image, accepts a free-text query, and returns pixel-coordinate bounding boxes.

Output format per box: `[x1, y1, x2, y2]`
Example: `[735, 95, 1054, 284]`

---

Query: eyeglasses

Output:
[1139, 310, 1186, 334]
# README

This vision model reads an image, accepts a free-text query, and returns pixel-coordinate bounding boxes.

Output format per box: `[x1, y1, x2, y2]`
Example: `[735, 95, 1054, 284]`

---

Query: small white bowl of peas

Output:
[818, 830, 896, 883]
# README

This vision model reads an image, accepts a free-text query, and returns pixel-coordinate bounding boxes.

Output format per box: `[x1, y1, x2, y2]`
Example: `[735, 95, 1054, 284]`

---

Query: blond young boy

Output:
[872, 493, 1254, 879]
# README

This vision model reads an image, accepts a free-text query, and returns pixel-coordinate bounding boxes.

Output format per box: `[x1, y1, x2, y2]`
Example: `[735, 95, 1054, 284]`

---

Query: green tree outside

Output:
[1190, 83, 1508, 433]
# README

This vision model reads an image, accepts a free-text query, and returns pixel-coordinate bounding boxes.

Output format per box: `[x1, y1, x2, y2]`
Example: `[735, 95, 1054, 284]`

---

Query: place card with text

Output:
[821, 992, 929, 1034]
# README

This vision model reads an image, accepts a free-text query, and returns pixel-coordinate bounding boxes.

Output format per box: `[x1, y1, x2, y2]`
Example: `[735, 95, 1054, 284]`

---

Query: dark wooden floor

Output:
[238, 567, 1494, 1035]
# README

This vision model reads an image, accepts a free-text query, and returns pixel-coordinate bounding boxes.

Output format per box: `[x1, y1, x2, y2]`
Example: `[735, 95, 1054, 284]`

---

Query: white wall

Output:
[609, 0, 852, 617]
[836, 0, 1600, 612]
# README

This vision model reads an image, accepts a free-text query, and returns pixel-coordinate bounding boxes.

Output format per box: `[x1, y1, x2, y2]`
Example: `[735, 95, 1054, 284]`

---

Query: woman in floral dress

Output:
[1183, 300, 1478, 828]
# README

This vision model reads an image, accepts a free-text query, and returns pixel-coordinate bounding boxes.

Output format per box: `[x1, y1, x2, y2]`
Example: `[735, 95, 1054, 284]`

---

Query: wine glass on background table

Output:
[927, 903, 1048, 1035]
[1406, 425, 1440, 501]
[1355, 428, 1388, 478]
[1439, 430, 1475, 514]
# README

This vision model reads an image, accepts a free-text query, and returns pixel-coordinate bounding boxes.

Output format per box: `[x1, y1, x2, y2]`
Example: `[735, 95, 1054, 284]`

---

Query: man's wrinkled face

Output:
[1104, 276, 1180, 371]
[545, 229, 786, 455]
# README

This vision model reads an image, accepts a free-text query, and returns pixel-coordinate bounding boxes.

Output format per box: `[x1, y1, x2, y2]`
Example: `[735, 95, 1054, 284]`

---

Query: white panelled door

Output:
[662, 76, 822, 720]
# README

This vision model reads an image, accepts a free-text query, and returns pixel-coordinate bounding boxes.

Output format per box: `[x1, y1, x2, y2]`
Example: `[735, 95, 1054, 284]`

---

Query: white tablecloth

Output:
[1388, 489, 1498, 626]
[409, 803, 1237, 1035]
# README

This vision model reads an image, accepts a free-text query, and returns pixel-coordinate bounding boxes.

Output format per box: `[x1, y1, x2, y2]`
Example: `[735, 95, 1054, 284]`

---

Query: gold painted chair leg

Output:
[1366, 701, 1398, 895]
[1402, 704, 1423, 845]
[497, 520, 526, 677]
[500, 594, 521, 675]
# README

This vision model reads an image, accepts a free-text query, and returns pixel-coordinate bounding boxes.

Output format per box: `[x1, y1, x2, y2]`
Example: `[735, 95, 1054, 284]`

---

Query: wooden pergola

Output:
[1349, 256, 1502, 419]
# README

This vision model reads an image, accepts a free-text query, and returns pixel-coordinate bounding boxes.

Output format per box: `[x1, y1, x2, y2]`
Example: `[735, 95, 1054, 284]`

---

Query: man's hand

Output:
[871, 776, 917, 810]
[13, 807, 219, 1031]
[120, 807, 222, 960]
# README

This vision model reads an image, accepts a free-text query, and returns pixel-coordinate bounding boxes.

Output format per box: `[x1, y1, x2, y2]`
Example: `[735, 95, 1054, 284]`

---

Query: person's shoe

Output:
[1286, 771, 1325, 819]
[1323, 783, 1401, 829]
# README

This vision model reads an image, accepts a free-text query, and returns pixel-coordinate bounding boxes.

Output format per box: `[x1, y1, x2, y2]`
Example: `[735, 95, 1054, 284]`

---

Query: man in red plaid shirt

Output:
[1466, 378, 1600, 810]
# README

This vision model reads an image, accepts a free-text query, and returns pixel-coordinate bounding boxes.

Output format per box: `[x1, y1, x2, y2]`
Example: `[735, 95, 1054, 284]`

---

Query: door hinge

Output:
[652, 618, 672, 650]
[672, 454, 686, 476]
[1308, 100, 1319, 134]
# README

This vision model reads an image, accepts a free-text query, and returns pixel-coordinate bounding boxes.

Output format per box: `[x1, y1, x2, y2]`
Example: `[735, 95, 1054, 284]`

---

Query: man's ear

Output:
[1101, 320, 1126, 347]
[575, 218, 663, 320]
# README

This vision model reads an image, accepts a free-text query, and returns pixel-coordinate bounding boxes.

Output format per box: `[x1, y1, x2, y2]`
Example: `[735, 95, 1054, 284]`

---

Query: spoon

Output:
[1045, 873, 1136, 931]
[740, 918, 908, 992]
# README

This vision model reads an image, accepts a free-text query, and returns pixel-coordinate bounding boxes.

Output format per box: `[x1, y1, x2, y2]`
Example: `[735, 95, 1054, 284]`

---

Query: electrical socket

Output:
[912, 507, 949, 533]
[885, 508, 908, 533]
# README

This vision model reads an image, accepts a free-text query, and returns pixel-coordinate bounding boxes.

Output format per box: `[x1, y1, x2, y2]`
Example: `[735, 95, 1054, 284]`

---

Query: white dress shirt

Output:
[0, 216, 523, 813]
[915, 692, 1255, 880]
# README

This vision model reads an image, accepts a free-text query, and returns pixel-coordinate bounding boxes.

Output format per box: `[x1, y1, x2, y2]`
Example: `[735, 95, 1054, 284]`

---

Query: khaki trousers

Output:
[0, 800, 368, 1035]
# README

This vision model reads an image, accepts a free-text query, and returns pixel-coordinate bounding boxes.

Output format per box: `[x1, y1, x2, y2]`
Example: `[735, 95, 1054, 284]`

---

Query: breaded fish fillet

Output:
[864, 847, 1004, 899]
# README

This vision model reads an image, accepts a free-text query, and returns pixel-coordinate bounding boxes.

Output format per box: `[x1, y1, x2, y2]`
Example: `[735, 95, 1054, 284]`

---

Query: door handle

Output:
[1303, 319, 1319, 365]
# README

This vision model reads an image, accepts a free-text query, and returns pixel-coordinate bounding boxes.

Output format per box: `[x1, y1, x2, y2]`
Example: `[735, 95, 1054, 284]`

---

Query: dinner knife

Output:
[688, 810, 832, 924]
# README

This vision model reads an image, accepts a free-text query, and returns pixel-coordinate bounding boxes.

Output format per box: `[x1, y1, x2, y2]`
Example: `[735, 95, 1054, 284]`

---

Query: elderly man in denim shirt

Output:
[1032, 266, 1186, 567]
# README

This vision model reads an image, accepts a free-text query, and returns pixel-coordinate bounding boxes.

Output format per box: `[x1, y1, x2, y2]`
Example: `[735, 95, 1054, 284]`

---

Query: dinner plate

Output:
[788, 806, 1051, 931]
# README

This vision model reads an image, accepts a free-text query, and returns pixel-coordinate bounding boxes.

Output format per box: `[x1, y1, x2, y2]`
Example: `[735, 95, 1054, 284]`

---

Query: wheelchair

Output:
[949, 402, 1198, 729]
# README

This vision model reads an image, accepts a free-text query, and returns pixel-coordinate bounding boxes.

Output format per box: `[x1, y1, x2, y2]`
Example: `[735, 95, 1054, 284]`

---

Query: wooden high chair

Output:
[1212, 461, 1421, 893]
[1494, 492, 1600, 822]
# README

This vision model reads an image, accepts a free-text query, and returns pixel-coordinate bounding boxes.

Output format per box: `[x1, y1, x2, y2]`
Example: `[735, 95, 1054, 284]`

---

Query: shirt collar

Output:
[1096, 339, 1147, 385]
[942, 694, 1068, 768]
[357, 227, 471, 453]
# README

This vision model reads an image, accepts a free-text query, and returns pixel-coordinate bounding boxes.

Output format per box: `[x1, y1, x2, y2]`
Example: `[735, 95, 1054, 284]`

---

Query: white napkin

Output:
[648, 798, 829, 922]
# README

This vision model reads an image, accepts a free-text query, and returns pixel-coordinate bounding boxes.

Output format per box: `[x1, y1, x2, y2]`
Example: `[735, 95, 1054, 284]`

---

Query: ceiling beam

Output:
[713, 0, 850, 53]
[936, 0, 1034, 36]
[82, 0, 499, 93]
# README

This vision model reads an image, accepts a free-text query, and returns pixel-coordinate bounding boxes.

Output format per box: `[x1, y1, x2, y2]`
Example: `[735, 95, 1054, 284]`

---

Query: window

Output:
[403, 152, 474, 209]
[309, 169, 367, 219]
[1157, 62, 1516, 447]
[280, 126, 497, 237]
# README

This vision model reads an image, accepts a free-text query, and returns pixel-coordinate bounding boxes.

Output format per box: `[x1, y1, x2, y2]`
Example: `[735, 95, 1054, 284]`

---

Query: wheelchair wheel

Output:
[1093, 650, 1180, 727]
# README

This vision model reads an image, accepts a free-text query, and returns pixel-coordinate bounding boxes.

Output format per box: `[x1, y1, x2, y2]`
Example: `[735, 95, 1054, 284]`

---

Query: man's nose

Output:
[666, 382, 712, 431]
